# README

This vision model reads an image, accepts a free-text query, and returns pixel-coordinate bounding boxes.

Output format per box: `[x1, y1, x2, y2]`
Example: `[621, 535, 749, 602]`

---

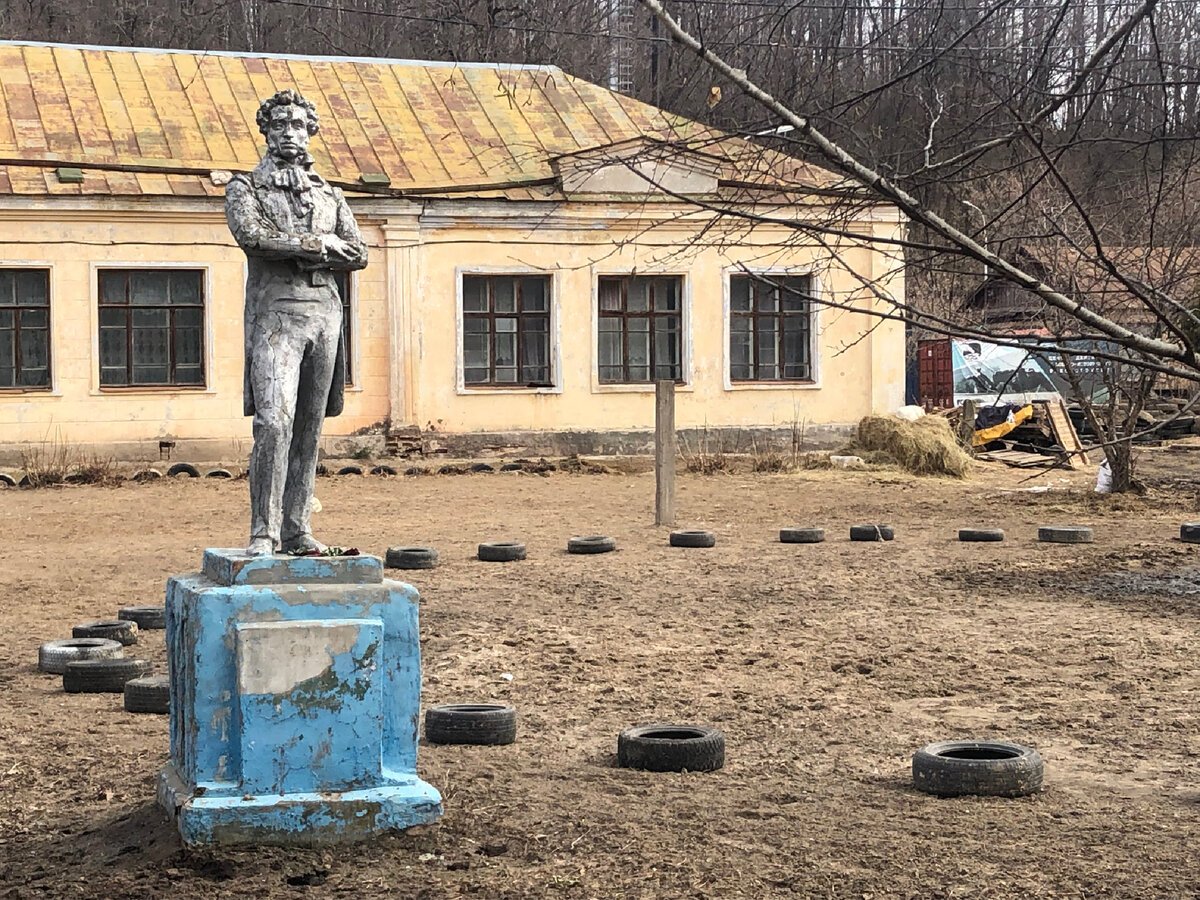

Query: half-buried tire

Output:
[478, 541, 526, 562]
[1038, 525, 1093, 544]
[124, 675, 170, 714]
[117, 606, 166, 630]
[38, 638, 123, 675]
[959, 528, 1005, 542]
[850, 524, 895, 542]
[63, 658, 153, 693]
[425, 704, 517, 745]
[617, 724, 725, 772]
[669, 530, 716, 548]
[779, 527, 825, 544]
[385, 546, 439, 569]
[912, 740, 1044, 797]
[567, 535, 616, 554]
[73, 619, 138, 645]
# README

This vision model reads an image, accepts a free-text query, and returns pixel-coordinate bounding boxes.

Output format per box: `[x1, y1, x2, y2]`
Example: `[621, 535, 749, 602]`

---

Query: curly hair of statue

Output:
[255, 89, 319, 136]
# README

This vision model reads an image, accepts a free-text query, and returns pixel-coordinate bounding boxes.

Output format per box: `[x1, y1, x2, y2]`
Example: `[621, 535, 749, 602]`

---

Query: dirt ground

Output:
[2, 450, 1200, 900]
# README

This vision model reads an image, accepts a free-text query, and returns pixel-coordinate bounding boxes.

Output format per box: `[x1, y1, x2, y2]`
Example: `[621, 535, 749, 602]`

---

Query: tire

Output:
[167, 463, 199, 478]
[617, 724, 725, 773]
[0, 473, 17, 487]
[38, 638, 123, 675]
[499, 463, 524, 472]
[73, 619, 139, 646]
[404, 466, 428, 476]
[124, 675, 170, 714]
[117, 606, 167, 630]
[370, 465, 398, 476]
[1038, 525, 1093, 544]
[63, 658, 153, 693]
[470, 463, 495, 473]
[205, 468, 233, 478]
[850, 524, 895, 542]
[425, 704, 517, 745]
[567, 535, 616, 554]
[337, 465, 363, 476]
[959, 528, 1005, 542]
[670, 530, 717, 548]
[1181, 523, 1200, 544]
[779, 527, 825, 544]
[132, 469, 162, 482]
[478, 541, 526, 562]
[385, 546, 439, 569]
[912, 740, 1044, 797]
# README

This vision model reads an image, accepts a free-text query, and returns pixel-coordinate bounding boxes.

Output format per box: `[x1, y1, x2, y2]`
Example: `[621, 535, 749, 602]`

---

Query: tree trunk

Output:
[1104, 438, 1144, 494]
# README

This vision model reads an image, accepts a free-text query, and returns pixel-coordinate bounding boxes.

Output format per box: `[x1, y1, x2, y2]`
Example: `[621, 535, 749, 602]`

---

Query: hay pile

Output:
[851, 415, 972, 478]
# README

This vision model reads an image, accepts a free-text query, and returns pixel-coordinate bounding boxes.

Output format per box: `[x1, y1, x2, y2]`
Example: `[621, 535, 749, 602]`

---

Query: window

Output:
[98, 269, 204, 387]
[729, 274, 814, 382]
[333, 271, 353, 385]
[597, 275, 682, 383]
[0, 268, 50, 389]
[462, 274, 551, 386]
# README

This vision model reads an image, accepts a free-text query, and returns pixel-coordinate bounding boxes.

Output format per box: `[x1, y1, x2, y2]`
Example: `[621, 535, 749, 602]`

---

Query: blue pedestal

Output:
[158, 549, 442, 846]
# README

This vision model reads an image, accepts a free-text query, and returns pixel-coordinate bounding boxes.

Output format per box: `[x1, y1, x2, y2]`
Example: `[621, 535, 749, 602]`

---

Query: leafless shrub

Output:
[20, 431, 74, 487]
[680, 426, 730, 475]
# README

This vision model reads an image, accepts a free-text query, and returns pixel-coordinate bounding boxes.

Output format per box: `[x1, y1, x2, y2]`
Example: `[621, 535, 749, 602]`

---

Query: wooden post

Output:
[959, 398, 977, 450]
[655, 380, 676, 526]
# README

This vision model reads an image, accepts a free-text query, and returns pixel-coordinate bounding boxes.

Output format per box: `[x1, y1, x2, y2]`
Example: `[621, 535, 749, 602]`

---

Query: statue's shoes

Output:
[281, 534, 327, 554]
[246, 537, 275, 557]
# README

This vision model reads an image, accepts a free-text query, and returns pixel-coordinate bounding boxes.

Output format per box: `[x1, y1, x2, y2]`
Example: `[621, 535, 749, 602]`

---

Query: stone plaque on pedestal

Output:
[158, 549, 442, 845]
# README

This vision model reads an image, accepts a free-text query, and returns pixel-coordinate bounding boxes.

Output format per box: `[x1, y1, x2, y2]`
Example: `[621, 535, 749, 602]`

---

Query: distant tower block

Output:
[608, 0, 634, 95]
[158, 549, 442, 845]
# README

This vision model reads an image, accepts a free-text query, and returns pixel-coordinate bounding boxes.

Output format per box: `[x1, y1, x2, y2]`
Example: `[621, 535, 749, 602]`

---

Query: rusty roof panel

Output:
[53, 47, 115, 158]
[0, 41, 832, 198]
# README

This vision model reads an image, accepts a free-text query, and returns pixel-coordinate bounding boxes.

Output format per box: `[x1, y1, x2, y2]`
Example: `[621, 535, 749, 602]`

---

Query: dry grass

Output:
[846, 414, 973, 478]
[19, 432, 73, 487]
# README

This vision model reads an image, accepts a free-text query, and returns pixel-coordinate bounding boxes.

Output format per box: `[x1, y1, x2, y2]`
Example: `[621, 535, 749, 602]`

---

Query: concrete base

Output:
[158, 765, 441, 846]
[159, 548, 442, 846]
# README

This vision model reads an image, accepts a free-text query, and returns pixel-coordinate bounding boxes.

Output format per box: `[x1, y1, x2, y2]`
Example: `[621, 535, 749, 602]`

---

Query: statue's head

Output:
[257, 89, 319, 163]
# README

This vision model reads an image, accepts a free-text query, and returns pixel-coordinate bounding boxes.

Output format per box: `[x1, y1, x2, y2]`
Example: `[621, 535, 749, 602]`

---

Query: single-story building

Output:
[0, 40, 905, 463]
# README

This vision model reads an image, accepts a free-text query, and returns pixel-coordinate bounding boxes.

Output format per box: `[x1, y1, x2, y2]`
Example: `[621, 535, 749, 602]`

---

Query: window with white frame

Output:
[462, 274, 552, 387]
[0, 268, 51, 390]
[597, 275, 683, 383]
[333, 270, 353, 385]
[729, 273, 814, 382]
[98, 269, 205, 387]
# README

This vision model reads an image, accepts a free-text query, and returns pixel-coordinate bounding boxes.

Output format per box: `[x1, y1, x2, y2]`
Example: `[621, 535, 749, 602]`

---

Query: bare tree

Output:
[635, 0, 1200, 491]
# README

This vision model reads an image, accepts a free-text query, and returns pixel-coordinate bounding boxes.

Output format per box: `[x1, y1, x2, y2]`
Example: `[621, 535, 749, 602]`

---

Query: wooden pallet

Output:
[1039, 399, 1087, 468]
[977, 448, 1069, 469]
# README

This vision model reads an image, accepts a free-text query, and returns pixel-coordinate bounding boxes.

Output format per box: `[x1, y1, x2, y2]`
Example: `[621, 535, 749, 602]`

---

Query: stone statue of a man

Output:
[226, 89, 368, 557]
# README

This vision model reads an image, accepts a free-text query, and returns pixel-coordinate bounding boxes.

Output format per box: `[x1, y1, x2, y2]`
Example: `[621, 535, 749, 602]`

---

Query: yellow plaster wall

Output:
[0, 202, 907, 459]
[407, 215, 906, 435]
[0, 211, 390, 456]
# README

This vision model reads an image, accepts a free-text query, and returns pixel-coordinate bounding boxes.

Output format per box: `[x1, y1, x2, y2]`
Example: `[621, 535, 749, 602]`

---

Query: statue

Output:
[226, 90, 368, 557]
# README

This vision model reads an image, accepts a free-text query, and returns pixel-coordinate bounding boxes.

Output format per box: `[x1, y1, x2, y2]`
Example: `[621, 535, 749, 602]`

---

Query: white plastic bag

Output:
[1094, 459, 1112, 494]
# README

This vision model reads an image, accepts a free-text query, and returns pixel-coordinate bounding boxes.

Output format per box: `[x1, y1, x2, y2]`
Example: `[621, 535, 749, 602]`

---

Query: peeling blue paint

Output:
[158, 549, 443, 846]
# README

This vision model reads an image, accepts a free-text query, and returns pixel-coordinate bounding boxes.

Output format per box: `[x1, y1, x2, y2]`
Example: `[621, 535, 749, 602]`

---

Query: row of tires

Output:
[427, 704, 1044, 795]
[39, 622, 1044, 794]
[381, 523, 1142, 568]
[0, 458, 566, 487]
[39, 648, 169, 713]
[38, 604, 169, 713]
[424, 704, 726, 773]
[39, 607, 167, 670]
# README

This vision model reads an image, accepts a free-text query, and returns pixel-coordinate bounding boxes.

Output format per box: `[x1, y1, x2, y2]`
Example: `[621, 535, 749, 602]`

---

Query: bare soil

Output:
[2, 452, 1199, 899]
